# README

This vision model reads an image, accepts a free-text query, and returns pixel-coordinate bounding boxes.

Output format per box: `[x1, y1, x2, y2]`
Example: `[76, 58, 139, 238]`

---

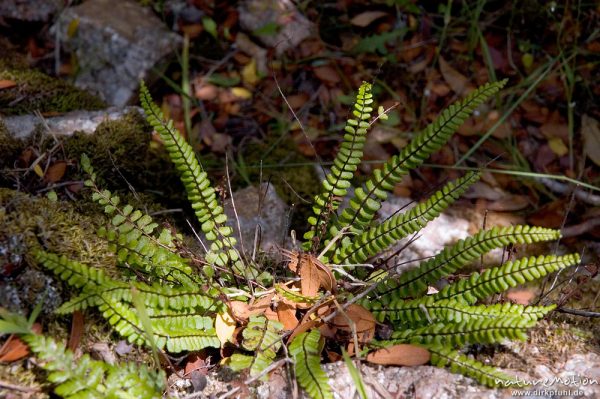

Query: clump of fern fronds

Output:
[29, 79, 582, 399]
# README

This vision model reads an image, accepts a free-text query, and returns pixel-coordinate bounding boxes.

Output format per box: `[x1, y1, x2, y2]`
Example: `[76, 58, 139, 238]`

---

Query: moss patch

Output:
[0, 39, 105, 115]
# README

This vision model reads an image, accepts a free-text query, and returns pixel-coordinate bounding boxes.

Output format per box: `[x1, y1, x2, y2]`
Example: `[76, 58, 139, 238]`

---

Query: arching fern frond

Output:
[385, 316, 534, 346]
[428, 346, 520, 388]
[333, 171, 480, 264]
[433, 253, 580, 304]
[374, 225, 561, 303]
[368, 296, 555, 326]
[36, 250, 223, 352]
[0, 310, 165, 398]
[305, 82, 374, 247]
[229, 316, 283, 379]
[82, 154, 197, 286]
[139, 82, 237, 268]
[290, 329, 333, 399]
[332, 80, 507, 237]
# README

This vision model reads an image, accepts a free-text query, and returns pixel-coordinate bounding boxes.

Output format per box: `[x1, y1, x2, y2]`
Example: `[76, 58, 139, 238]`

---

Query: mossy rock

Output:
[0, 63, 106, 115]
[0, 39, 105, 115]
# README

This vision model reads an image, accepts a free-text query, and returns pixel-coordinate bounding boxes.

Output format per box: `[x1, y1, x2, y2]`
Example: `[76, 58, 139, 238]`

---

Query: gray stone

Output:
[224, 183, 289, 254]
[52, 0, 181, 106]
[238, 0, 314, 55]
[0, 0, 61, 21]
[1, 106, 142, 139]
[377, 196, 472, 273]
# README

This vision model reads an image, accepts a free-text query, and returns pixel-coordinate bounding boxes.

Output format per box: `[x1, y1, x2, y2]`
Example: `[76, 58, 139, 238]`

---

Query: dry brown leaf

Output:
[540, 122, 569, 140]
[276, 302, 299, 330]
[283, 250, 300, 273]
[0, 335, 29, 362]
[0, 79, 16, 90]
[582, 114, 600, 167]
[229, 301, 251, 321]
[331, 304, 376, 336]
[313, 65, 340, 84]
[194, 83, 218, 101]
[215, 310, 237, 345]
[288, 319, 321, 343]
[67, 311, 84, 352]
[248, 294, 273, 317]
[44, 160, 67, 183]
[0, 323, 41, 363]
[439, 57, 473, 96]
[366, 344, 430, 366]
[486, 195, 530, 212]
[184, 353, 207, 376]
[506, 289, 536, 305]
[286, 93, 309, 110]
[299, 256, 320, 297]
[350, 11, 388, 27]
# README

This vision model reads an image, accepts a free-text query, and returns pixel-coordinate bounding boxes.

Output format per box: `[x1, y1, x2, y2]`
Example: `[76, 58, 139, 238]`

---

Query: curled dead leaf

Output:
[366, 344, 430, 366]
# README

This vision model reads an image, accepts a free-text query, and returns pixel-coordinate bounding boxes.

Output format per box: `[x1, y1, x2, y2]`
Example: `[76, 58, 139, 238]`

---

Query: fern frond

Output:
[305, 82, 374, 246]
[229, 316, 283, 379]
[290, 330, 333, 399]
[0, 311, 164, 398]
[428, 346, 519, 388]
[139, 82, 237, 267]
[82, 154, 198, 286]
[333, 80, 507, 236]
[384, 316, 534, 346]
[368, 296, 555, 326]
[97, 296, 220, 352]
[35, 251, 111, 290]
[375, 225, 561, 303]
[333, 171, 480, 264]
[433, 253, 580, 304]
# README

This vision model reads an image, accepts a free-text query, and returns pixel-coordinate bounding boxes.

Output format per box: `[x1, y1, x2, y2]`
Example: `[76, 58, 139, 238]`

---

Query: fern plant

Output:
[29, 79, 581, 398]
[0, 309, 165, 398]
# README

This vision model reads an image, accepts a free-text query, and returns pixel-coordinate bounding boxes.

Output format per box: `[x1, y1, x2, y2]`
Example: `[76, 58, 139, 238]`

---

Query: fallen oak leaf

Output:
[366, 344, 431, 366]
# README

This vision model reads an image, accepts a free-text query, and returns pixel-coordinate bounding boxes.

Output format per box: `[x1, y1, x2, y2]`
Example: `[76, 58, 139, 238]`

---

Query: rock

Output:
[224, 183, 289, 254]
[52, 0, 181, 106]
[0, 268, 61, 316]
[238, 0, 314, 55]
[0, 0, 62, 21]
[378, 196, 471, 272]
[1, 107, 142, 139]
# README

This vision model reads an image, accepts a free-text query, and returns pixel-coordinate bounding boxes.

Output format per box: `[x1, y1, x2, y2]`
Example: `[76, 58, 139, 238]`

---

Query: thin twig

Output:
[0, 380, 39, 393]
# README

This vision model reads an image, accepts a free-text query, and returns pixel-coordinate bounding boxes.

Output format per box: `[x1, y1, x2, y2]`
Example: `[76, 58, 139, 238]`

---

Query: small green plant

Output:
[29, 79, 580, 398]
[0, 309, 164, 398]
